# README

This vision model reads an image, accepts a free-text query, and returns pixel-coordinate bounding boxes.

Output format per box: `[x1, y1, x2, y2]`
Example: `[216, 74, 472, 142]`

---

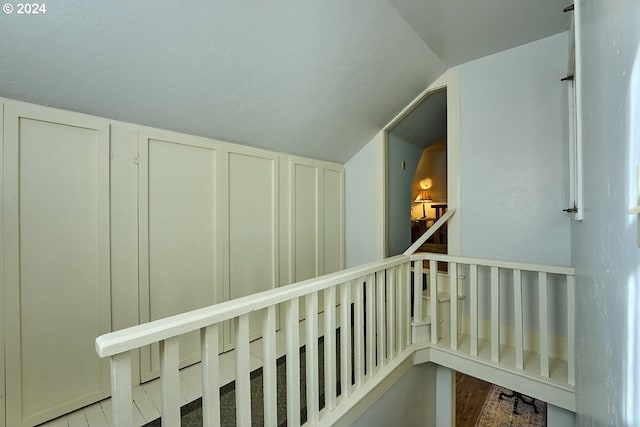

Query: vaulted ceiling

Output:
[0, 0, 570, 163]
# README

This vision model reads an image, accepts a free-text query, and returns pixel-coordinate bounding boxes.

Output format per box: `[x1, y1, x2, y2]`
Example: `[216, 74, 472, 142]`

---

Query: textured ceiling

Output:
[387, 0, 571, 66]
[0, 1, 570, 163]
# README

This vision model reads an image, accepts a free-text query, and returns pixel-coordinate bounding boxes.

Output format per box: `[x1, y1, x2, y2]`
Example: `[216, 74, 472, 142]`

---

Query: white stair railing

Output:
[96, 196, 579, 421]
[96, 255, 413, 427]
[410, 253, 576, 387]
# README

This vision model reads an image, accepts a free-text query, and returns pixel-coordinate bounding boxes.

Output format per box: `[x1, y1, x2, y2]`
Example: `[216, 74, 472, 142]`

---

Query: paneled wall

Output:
[138, 131, 222, 381]
[289, 156, 345, 282]
[224, 145, 280, 345]
[0, 98, 344, 426]
[3, 104, 112, 427]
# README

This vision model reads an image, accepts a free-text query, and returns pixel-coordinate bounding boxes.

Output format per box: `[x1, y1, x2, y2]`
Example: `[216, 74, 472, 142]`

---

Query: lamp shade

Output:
[415, 188, 432, 203]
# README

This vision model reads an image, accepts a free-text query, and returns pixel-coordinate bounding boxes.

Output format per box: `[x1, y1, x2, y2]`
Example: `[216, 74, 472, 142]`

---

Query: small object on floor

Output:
[498, 389, 538, 415]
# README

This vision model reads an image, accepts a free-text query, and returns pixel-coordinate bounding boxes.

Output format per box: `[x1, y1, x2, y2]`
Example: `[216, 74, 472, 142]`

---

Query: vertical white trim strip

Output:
[0, 103, 5, 427]
[137, 135, 152, 368]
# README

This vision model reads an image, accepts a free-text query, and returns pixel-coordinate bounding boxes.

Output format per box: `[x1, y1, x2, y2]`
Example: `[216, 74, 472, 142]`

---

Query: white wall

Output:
[387, 133, 422, 256]
[351, 363, 437, 427]
[345, 140, 377, 267]
[548, 404, 575, 427]
[573, 1, 640, 425]
[435, 366, 454, 427]
[454, 32, 571, 266]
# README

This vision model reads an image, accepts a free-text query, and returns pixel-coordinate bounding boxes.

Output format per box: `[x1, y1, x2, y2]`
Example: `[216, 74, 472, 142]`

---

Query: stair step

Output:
[422, 291, 465, 302]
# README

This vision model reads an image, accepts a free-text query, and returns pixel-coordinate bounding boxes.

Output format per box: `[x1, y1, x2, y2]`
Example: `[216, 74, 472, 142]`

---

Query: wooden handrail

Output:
[403, 208, 456, 255]
[97, 247, 578, 426]
[96, 254, 409, 358]
[410, 252, 575, 276]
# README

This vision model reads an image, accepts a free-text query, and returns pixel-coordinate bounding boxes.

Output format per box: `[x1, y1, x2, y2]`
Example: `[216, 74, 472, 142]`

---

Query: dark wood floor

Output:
[455, 372, 493, 427]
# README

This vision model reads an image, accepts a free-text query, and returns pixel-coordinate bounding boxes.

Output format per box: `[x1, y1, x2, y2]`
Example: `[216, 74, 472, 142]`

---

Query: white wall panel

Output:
[292, 162, 318, 282]
[225, 146, 278, 343]
[3, 104, 111, 427]
[138, 132, 221, 381]
[0, 97, 346, 424]
[290, 157, 344, 282]
[323, 169, 344, 274]
[289, 157, 344, 319]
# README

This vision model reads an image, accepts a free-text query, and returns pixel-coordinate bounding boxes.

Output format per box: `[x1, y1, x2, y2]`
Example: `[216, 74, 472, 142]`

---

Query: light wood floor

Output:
[455, 372, 493, 427]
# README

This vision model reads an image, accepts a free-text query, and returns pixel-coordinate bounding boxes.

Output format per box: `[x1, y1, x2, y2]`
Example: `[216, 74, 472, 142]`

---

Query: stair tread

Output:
[422, 291, 465, 302]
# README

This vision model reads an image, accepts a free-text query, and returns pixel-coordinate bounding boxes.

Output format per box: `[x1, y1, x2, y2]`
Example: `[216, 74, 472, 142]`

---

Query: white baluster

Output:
[450, 262, 458, 350]
[324, 286, 337, 410]
[430, 260, 437, 344]
[514, 269, 524, 370]
[201, 325, 220, 427]
[284, 298, 301, 427]
[365, 274, 375, 378]
[470, 264, 478, 357]
[405, 261, 412, 346]
[414, 261, 423, 325]
[567, 275, 576, 386]
[354, 279, 364, 386]
[491, 266, 500, 363]
[388, 267, 397, 358]
[110, 352, 133, 427]
[305, 293, 319, 423]
[376, 271, 386, 369]
[235, 314, 251, 426]
[262, 306, 277, 426]
[340, 281, 353, 398]
[538, 272, 549, 378]
[160, 337, 180, 427]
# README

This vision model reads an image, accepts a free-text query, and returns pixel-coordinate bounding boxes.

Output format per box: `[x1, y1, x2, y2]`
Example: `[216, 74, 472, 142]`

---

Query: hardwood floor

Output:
[455, 372, 493, 427]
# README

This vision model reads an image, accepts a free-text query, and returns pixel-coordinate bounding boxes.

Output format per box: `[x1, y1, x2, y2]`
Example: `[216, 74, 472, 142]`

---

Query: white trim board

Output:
[374, 70, 461, 259]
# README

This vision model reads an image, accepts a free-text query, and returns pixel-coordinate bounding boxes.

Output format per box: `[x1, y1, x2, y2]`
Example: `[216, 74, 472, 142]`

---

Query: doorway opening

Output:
[385, 88, 448, 257]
